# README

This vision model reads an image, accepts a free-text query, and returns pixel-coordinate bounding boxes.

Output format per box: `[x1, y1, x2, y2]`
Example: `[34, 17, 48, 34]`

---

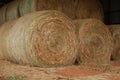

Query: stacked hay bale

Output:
[74, 19, 113, 65]
[18, 0, 36, 16]
[18, 0, 103, 20]
[18, 0, 76, 19]
[109, 25, 120, 61]
[75, 0, 104, 21]
[0, 10, 77, 67]
[0, 6, 7, 24]
[0, 0, 103, 23]
[6, 0, 19, 21]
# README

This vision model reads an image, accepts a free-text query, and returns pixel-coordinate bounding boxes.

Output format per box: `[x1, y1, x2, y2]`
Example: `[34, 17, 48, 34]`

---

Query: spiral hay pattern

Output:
[74, 19, 113, 65]
[6, 1, 19, 21]
[0, 11, 77, 67]
[75, 0, 104, 21]
[109, 25, 120, 60]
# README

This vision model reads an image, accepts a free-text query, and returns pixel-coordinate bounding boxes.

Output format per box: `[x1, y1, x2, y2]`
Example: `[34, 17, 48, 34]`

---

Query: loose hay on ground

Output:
[0, 60, 120, 80]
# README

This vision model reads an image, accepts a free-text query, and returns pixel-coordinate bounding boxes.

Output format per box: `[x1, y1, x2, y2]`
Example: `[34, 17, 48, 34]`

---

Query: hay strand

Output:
[109, 25, 120, 61]
[6, 1, 19, 21]
[75, 0, 104, 21]
[0, 10, 77, 67]
[74, 19, 113, 65]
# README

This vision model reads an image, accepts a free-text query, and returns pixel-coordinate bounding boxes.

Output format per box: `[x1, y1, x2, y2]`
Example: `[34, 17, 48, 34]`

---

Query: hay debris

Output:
[0, 60, 119, 80]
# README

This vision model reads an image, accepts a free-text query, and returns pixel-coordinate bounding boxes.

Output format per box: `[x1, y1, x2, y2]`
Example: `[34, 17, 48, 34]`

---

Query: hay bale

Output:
[74, 19, 113, 65]
[18, 0, 75, 19]
[0, 20, 16, 60]
[109, 25, 120, 61]
[18, 0, 36, 16]
[75, 0, 104, 21]
[0, 10, 77, 67]
[6, 1, 19, 21]
[56, 0, 75, 19]
[37, 0, 75, 19]
[0, 6, 7, 24]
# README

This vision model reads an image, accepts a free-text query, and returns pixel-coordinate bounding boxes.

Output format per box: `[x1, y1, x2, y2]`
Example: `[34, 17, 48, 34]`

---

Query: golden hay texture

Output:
[36, 0, 75, 19]
[0, 10, 77, 67]
[0, 6, 7, 24]
[74, 19, 113, 65]
[0, 60, 120, 80]
[6, 1, 19, 21]
[75, 0, 104, 21]
[0, 20, 16, 60]
[19, 0, 75, 19]
[109, 25, 120, 61]
[19, 0, 103, 20]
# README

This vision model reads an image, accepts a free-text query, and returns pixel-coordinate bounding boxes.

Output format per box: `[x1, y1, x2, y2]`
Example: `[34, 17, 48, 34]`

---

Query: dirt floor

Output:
[0, 60, 120, 80]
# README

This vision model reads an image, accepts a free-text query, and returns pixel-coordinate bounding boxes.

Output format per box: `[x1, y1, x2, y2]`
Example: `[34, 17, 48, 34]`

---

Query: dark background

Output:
[0, 0, 120, 25]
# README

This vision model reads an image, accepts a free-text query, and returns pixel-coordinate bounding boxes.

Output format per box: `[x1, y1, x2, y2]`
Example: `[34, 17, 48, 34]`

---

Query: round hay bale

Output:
[6, 1, 19, 21]
[75, 0, 104, 21]
[109, 25, 120, 61]
[0, 20, 16, 60]
[0, 6, 7, 24]
[0, 10, 77, 67]
[18, 0, 36, 16]
[74, 19, 113, 65]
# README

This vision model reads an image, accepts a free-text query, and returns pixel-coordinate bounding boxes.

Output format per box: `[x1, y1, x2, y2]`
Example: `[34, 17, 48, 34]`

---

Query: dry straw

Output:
[6, 0, 19, 21]
[0, 10, 77, 67]
[18, 0, 36, 16]
[75, 0, 104, 21]
[18, 0, 103, 20]
[18, 0, 76, 19]
[109, 25, 120, 61]
[0, 20, 16, 60]
[0, 6, 7, 24]
[74, 19, 113, 65]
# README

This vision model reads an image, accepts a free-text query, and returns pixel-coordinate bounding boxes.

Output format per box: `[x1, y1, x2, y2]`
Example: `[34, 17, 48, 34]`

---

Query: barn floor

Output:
[0, 60, 120, 80]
